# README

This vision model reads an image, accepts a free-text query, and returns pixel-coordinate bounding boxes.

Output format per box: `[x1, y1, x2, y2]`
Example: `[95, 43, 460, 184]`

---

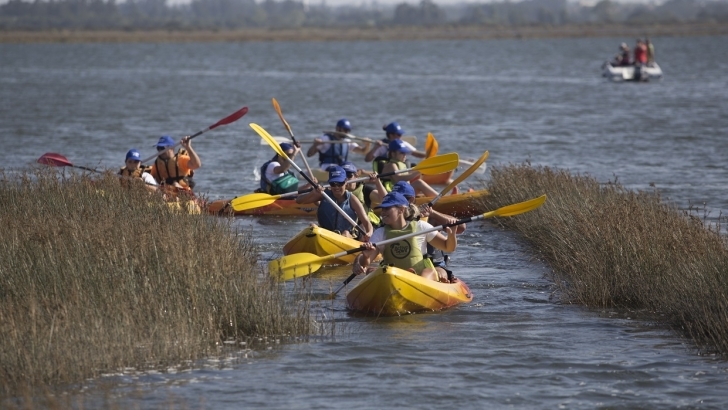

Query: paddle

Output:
[230, 152, 460, 211]
[425, 132, 438, 158]
[272, 98, 315, 179]
[38, 152, 101, 173]
[140, 106, 248, 164]
[268, 194, 547, 282]
[426, 150, 489, 208]
[251, 123, 369, 235]
[38, 153, 158, 187]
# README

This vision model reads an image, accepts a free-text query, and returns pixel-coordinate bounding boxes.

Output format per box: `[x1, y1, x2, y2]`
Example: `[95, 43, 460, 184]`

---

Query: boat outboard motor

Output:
[634, 65, 644, 82]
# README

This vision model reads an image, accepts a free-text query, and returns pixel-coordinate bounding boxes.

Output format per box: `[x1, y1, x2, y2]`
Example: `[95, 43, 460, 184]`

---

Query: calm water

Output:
[2, 35, 728, 408]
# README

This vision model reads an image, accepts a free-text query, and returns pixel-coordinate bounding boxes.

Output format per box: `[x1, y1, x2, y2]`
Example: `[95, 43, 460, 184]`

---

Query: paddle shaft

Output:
[140, 106, 248, 164]
[272, 98, 315, 179]
[38, 153, 159, 187]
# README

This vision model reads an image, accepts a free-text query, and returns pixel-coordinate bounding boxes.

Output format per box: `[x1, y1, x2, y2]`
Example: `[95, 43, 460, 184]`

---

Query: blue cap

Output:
[126, 149, 142, 161]
[341, 161, 357, 174]
[392, 181, 415, 198]
[375, 192, 410, 209]
[328, 165, 347, 184]
[155, 135, 175, 148]
[336, 118, 352, 132]
[388, 139, 411, 154]
[383, 122, 404, 136]
[280, 142, 294, 153]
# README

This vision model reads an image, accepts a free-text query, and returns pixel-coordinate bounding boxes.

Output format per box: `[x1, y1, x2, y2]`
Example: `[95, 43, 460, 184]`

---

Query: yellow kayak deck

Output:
[346, 265, 472, 316]
[283, 225, 365, 265]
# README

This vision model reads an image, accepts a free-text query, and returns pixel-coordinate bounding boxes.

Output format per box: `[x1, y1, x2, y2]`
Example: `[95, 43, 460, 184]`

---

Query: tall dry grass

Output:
[0, 169, 312, 397]
[482, 164, 728, 356]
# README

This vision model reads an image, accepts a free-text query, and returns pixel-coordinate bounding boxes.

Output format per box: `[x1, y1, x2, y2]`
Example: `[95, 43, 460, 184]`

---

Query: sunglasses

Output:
[346, 172, 356, 178]
[126, 159, 141, 163]
[156, 146, 168, 151]
[329, 182, 345, 187]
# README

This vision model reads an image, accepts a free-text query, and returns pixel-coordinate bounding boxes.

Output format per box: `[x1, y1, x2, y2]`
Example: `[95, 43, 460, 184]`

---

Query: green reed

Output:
[482, 163, 728, 356]
[0, 169, 313, 397]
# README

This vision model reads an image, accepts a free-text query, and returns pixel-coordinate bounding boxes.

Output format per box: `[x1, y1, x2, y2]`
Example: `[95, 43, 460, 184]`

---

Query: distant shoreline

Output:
[2, 22, 727, 43]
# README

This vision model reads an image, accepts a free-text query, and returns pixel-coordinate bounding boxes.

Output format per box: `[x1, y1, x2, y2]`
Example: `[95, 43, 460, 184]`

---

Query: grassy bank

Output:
[0, 170, 313, 398]
[1, 22, 726, 43]
[482, 164, 728, 356]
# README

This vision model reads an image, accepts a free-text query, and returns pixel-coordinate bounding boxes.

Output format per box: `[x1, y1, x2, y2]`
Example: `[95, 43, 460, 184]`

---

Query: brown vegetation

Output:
[482, 164, 728, 356]
[0, 169, 313, 398]
[1, 22, 727, 44]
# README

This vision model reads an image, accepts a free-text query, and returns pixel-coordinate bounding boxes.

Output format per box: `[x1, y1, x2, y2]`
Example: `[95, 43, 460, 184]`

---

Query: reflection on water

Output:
[2, 35, 728, 408]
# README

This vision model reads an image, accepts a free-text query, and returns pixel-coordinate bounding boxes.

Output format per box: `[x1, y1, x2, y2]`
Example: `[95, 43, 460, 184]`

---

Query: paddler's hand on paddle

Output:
[419, 203, 432, 218]
[353, 244, 375, 275]
[181, 135, 192, 149]
[366, 172, 378, 183]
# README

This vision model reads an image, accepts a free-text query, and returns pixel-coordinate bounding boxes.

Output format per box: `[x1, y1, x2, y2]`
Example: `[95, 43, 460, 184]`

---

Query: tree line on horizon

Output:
[1, 0, 727, 30]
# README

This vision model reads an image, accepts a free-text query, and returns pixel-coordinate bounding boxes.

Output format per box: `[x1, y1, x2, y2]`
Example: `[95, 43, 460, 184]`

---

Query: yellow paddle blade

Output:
[268, 252, 327, 281]
[425, 132, 439, 158]
[251, 123, 286, 157]
[482, 195, 546, 219]
[414, 152, 459, 175]
[440, 150, 489, 195]
[231, 193, 280, 211]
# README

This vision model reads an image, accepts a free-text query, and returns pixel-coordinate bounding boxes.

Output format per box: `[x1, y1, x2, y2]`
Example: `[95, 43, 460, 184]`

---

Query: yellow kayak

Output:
[346, 265, 472, 316]
[283, 225, 368, 265]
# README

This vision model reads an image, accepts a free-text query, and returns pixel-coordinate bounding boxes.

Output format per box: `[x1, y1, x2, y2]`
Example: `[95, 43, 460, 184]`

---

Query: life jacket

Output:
[118, 165, 151, 187]
[318, 133, 349, 166]
[152, 151, 190, 188]
[317, 189, 358, 233]
[378, 160, 406, 192]
[382, 221, 434, 274]
[351, 183, 380, 227]
[259, 159, 299, 195]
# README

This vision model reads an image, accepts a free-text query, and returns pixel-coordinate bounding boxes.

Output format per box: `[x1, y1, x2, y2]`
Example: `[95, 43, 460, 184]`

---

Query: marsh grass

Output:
[482, 164, 728, 356]
[0, 169, 313, 398]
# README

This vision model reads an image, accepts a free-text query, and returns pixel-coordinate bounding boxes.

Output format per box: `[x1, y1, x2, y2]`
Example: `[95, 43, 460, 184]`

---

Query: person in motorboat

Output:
[296, 165, 373, 240]
[119, 148, 157, 192]
[258, 142, 302, 195]
[378, 139, 439, 197]
[634, 38, 648, 66]
[364, 121, 426, 164]
[646, 38, 655, 66]
[612, 43, 631, 67]
[150, 135, 200, 195]
[352, 191, 457, 283]
[306, 118, 369, 170]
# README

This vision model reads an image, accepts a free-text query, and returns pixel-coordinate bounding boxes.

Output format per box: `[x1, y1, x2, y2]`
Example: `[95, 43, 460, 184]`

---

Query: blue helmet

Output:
[336, 118, 352, 132]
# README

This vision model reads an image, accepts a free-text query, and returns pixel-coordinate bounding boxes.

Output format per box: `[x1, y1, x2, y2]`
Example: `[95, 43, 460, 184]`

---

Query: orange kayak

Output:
[346, 265, 472, 316]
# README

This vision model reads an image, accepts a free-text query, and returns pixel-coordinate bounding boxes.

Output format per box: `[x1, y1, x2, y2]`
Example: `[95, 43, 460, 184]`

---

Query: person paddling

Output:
[307, 119, 369, 170]
[341, 161, 381, 226]
[119, 149, 157, 192]
[296, 165, 373, 240]
[150, 135, 200, 194]
[259, 142, 302, 195]
[352, 191, 456, 282]
[379, 139, 439, 197]
[364, 121, 426, 163]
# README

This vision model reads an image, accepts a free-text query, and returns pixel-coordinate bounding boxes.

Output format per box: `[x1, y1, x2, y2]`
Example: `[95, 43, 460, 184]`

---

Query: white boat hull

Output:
[602, 62, 663, 82]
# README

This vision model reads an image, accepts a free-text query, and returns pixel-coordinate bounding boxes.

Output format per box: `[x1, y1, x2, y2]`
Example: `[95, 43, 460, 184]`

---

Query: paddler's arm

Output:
[307, 138, 323, 157]
[181, 136, 201, 171]
[368, 173, 386, 204]
[350, 196, 373, 240]
[351, 141, 370, 154]
[424, 208, 466, 234]
[273, 146, 300, 174]
[295, 185, 323, 204]
[427, 226, 457, 253]
[353, 244, 378, 276]
[364, 140, 385, 162]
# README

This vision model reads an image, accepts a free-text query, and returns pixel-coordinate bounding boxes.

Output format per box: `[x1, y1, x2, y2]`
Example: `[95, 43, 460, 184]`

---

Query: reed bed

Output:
[0, 169, 312, 398]
[482, 164, 728, 356]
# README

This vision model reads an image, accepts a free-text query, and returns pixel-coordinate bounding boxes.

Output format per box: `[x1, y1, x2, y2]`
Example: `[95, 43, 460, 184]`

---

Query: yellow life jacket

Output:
[119, 165, 151, 187]
[382, 221, 434, 274]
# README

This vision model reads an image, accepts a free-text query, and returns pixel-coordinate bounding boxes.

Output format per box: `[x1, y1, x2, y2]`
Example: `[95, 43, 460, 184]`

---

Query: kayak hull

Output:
[207, 188, 488, 218]
[283, 225, 363, 265]
[346, 265, 472, 316]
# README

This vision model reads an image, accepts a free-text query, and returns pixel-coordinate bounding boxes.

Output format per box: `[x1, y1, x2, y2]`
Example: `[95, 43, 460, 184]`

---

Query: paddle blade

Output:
[272, 98, 293, 134]
[413, 152, 460, 175]
[425, 133, 439, 158]
[230, 193, 280, 211]
[260, 136, 292, 145]
[209, 106, 249, 130]
[440, 151, 489, 195]
[268, 253, 325, 281]
[37, 153, 72, 167]
[483, 195, 547, 219]
[251, 123, 286, 157]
